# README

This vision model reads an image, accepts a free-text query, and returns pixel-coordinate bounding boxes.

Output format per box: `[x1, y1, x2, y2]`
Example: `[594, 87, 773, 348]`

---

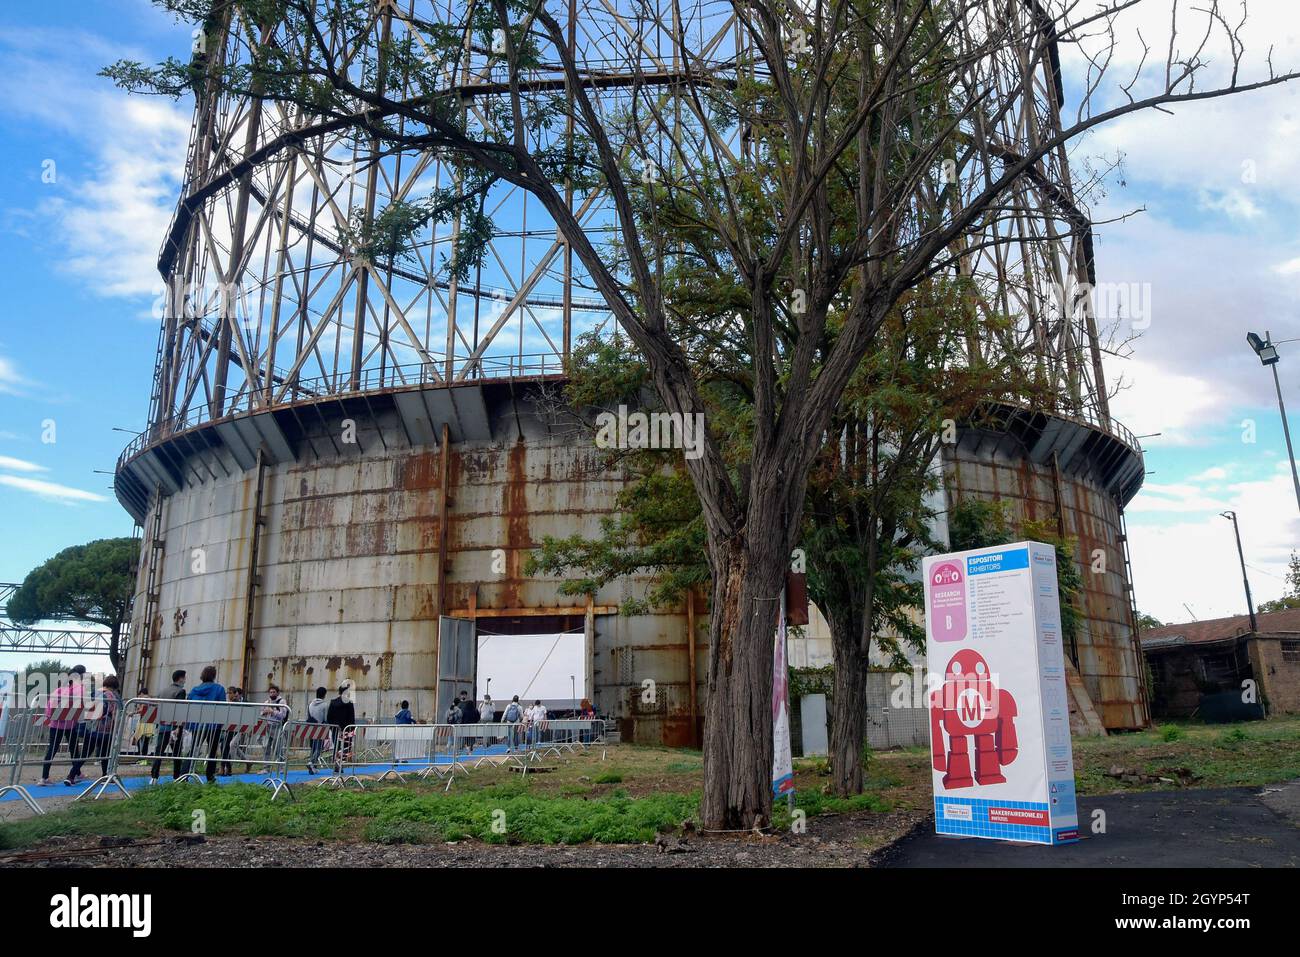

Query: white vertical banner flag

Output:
[0, 671, 14, 740]
[772, 592, 795, 799]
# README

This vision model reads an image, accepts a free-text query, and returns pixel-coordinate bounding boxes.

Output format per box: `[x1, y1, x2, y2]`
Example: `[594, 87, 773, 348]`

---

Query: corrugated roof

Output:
[1140, 606, 1300, 649]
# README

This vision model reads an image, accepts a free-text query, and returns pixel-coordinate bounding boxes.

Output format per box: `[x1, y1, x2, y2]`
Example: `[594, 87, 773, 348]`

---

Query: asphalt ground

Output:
[875, 779, 1300, 867]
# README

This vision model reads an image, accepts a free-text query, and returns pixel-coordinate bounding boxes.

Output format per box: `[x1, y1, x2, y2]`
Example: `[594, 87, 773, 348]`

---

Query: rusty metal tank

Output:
[943, 404, 1150, 730]
[115, 378, 703, 745]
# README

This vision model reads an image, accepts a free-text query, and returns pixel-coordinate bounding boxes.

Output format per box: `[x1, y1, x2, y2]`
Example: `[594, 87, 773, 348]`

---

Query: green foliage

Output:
[1021, 518, 1085, 656]
[8, 538, 137, 671]
[1159, 724, 1185, 743]
[789, 667, 834, 700]
[524, 332, 714, 614]
[947, 498, 1013, 552]
[1258, 550, 1300, 613]
[16, 659, 70, 681]
[1135, 611, 1164, 630]
[593, 771, 623, 784]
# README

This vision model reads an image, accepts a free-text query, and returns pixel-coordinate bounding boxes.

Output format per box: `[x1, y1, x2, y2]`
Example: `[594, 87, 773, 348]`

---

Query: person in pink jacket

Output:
[39, 665, 87, 786]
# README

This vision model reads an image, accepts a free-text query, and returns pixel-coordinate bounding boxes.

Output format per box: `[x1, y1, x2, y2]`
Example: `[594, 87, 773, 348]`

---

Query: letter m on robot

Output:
[929, 649, 1019, 790]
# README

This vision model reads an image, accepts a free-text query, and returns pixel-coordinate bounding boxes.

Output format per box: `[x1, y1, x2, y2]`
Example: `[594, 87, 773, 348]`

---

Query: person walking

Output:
[131, 687, 155, 765]
[306, 687, 329, 773]
[185, 666, 227, 783]
[150, 670, 188, 783]
[502, 695, 523, 752]
[457, 692, 479, 754]
[479, 694, 496, 748]
[39, 665, 87, 786]
[221, 686, 245, 776]
[260, 684, 290, 764]
[67, 675, 121, 784]
[395, 701, 414, 724]
[525, 699, 548, 749]
[326, 684, 356, 771]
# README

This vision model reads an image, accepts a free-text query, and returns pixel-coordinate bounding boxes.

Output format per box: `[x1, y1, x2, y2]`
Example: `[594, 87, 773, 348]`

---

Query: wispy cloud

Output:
[0, 474, 107, 505]
[0, 455, 48, 474]
[0, 355, 31, 396]
[1128, 462, 1300, 622]
[0, 28, 190, 299]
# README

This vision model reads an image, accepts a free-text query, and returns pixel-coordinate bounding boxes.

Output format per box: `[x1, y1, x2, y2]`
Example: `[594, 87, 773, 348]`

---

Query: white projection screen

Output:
[474, 631, 586, 710]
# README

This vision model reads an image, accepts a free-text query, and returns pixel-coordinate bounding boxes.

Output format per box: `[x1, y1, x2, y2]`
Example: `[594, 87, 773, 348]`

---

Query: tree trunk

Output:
[109, 624, 122, 678]
[699, 533, 790, 831]
[829, 630, 869, 796]
[823, 591, 871, 797]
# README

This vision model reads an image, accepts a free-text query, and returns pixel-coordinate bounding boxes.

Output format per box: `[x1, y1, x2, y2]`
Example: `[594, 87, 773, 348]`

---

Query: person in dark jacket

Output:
[395, 701, 414, 724]
[150, 669, 188, 783]
[326, 684, 356, 769]
[457, 691, 479, 754]
[185, 665, 227, 783]
[457, 691, 479, 724]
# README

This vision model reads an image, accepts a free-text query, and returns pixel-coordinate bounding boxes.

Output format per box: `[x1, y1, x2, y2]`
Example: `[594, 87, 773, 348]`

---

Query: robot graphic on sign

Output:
[929, 649, 1019, 789]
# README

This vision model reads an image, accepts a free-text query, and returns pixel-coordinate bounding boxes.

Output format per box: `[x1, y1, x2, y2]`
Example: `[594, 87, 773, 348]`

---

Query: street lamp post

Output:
[1246, 331, 1300, 515]
[1220, 510, 1258, 633]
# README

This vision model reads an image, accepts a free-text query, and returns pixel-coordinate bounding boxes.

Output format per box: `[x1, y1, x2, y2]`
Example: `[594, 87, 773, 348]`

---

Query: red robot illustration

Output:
[929, 649, 1018, 789]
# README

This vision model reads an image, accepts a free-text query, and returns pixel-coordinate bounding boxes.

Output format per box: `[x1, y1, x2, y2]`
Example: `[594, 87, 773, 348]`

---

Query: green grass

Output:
[1071, 716, 1300, 794]
[0, 779, 702, 851]
[7, 716, 1299, 852]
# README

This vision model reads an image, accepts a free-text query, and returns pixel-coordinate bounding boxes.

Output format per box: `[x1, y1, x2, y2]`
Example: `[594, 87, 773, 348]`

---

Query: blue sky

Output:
[0, 1, 1297, 679]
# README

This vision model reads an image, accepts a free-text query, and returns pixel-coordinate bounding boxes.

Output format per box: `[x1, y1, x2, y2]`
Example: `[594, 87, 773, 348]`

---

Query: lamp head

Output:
[1247, 332, 1280, 365]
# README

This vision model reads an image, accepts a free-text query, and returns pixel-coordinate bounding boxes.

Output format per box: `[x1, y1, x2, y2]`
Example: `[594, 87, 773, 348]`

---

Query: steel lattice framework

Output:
[127, 0, 1125, 458]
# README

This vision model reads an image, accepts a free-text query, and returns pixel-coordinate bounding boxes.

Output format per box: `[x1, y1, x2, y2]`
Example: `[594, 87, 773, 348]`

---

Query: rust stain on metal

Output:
[502, 440, 530, 609]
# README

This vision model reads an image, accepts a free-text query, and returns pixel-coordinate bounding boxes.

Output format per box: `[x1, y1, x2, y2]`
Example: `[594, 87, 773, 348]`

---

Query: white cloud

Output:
[1128, 464, 1300, 622]
[1060, 0, 1300, 206]
[0, 456, 48, 474]
[0, 474, 107, 505]
[1107, 356, 1225, 445]
[0, 30, 190, 299]
[0, 355, 32, 396]
[1196, 188, 1262, 222]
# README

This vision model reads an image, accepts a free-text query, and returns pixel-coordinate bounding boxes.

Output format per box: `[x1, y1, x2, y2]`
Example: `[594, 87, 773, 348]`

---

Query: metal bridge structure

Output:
[0, 584, 115, 658]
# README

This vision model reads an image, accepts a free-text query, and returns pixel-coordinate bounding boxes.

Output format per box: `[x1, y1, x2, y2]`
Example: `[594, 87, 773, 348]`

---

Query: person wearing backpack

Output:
[306, 687, 329, 773]
[67, 675, 120, 784]
[502, 695, 523, 752]
[149, 669, 188, 784]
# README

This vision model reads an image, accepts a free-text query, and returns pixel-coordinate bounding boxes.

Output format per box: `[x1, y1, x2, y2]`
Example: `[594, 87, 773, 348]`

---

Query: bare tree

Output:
[109, 0, 1296, 828]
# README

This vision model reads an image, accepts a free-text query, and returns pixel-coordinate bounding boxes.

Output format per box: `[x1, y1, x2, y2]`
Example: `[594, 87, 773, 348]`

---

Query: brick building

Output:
[1140, 609, 1300, 719]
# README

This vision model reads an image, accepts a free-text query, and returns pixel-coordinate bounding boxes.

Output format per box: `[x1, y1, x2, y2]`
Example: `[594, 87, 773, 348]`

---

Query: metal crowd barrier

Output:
[309, 723, 460, 789]
[269, 720, 339, 799]
[18, 691, 130, 803]
[532, 719, 606, 757]
[84, 697, 291, 801]
[5, 709, 610, 812]
[0, 707, 43, 814]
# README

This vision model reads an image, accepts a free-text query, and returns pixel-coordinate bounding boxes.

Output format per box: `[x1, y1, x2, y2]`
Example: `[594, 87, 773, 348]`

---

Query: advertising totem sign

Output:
[922, 541, 1079, 845]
